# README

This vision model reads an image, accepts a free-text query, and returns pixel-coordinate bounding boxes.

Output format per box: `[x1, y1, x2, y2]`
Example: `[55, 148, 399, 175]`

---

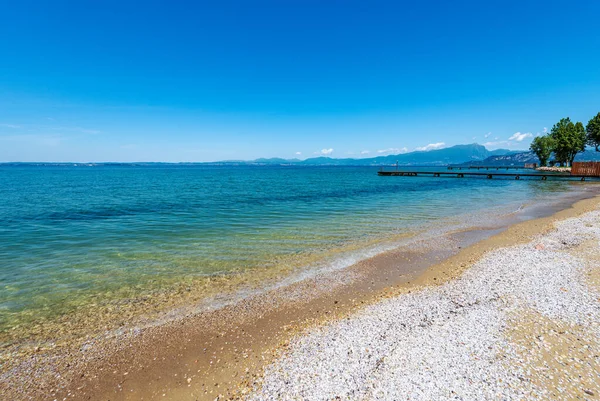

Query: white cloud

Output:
[543, 127, 548, 133]
[484, 140, 510, 148]
[360, 150, 370, 155]
[314, 148, 333, 155]
[0, 123, 21, 129]
[295, 151, 302, 155]
[377, 147, 408, 154]
[472, 136, 477, 140]
[484, 139, 530, 151]
[416, 142, 446, 151]
[508, 132, 533, 142]
[484, 132, 492, 138]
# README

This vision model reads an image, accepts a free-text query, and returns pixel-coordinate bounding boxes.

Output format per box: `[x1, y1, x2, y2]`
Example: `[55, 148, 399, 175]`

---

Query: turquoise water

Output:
[0, 165, 589, 343]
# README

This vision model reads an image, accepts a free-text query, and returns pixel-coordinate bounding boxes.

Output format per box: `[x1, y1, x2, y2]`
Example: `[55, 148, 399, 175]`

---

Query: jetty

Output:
[377, 170, 598, 181]
[447, 165, 536, 170]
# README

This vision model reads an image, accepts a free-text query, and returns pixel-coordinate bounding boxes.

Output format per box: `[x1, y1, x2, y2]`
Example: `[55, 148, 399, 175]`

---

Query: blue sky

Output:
[1, 0, 599, 162]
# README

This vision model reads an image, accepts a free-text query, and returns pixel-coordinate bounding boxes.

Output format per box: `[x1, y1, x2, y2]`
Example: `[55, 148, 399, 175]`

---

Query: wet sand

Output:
[2, 190, 600, 400]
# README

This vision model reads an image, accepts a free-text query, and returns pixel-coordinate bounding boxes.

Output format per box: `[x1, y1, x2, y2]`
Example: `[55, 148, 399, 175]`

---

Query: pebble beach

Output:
[250, 205, 600, 400]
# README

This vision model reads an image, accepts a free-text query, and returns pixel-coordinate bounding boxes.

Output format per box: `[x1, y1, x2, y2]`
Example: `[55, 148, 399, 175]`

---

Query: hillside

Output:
[462, 149, 600, 166]
[244, 144, 517, 166]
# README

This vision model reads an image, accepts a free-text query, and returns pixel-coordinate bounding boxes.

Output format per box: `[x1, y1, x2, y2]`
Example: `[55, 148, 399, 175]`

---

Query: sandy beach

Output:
[2, 193, 600, 400]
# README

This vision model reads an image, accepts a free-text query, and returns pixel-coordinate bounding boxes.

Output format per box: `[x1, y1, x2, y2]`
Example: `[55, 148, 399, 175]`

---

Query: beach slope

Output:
[250, 207, 600, 400]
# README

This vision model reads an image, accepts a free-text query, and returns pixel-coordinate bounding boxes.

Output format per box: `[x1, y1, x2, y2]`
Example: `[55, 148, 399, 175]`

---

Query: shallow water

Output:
[0, 165, 593, 341]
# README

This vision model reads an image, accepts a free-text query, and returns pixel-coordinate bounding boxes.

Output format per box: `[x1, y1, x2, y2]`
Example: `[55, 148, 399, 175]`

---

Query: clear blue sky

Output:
[1, 0, 599, 162]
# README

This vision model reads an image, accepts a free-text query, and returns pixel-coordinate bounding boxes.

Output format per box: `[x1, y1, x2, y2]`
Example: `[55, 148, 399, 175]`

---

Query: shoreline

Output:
[1, 186, 592, 353]
[2, 189, 600, 400]
[0, 191, 538, 353]
[251, 198, 600, 399]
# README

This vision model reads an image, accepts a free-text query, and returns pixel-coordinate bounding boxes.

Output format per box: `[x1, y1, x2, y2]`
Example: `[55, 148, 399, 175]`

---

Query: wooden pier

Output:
[447, 165, 530, 170]
[378, 170, 598, 181]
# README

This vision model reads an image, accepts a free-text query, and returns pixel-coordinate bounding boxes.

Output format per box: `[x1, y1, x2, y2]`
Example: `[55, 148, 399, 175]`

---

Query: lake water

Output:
[0, 165, 593, 346]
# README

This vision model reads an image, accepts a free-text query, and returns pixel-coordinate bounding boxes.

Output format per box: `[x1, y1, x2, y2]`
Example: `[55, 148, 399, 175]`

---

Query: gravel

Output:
[248, 211, 600, 400]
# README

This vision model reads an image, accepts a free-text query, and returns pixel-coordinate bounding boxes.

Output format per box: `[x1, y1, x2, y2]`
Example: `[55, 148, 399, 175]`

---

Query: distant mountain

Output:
[252, 157, 301, 164]
[461, 149, 600, 166]
[461, 152, 539, 166]
[5, 145, 595, 167]
[489, 148, 517, 156]
[243, 144, 526, 166]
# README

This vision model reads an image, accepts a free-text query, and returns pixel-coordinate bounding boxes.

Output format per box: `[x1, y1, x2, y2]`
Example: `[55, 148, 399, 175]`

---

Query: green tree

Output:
[550, 117, 586, 166]
[529, 135, 553, 166]
[586, 112, 600, 152]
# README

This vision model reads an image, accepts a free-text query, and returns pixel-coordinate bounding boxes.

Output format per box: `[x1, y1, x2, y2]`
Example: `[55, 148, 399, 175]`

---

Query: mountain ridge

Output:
[242, 144, 521, 166]
[462, 149, 600, 166]
[3, 144, 599, 166]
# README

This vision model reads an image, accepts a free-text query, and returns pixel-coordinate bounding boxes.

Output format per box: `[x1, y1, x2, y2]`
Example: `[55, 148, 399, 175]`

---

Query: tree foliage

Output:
[586, 112, 600, 152]
[550, 117, 586, 166]
[529, 135, 553, 166]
